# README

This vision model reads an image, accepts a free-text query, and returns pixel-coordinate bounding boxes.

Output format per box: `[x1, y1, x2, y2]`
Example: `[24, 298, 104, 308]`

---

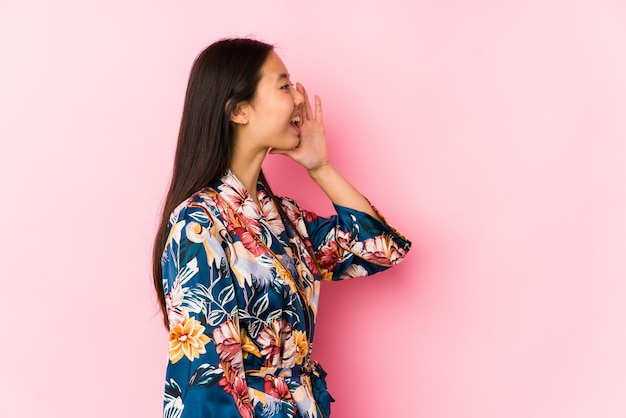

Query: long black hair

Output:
[153, 39, 274, 328]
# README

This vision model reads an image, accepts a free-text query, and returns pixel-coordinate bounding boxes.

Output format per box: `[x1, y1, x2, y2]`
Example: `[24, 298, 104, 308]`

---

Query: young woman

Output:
[153, 38, 411, 418]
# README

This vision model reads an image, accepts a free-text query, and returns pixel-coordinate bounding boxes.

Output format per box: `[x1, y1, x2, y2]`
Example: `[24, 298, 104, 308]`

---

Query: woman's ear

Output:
[229, 101, 249, 125]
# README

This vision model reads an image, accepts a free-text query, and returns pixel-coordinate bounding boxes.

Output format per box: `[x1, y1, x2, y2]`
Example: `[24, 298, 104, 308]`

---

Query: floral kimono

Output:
[161, 171, 411, 418]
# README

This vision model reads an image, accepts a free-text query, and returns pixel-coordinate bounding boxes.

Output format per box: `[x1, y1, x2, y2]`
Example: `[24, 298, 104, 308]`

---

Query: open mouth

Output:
[290, 115, 301, 132]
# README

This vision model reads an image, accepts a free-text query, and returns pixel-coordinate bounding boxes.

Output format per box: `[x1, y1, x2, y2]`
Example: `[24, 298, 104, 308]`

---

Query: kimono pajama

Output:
[161, 171, 411, 418]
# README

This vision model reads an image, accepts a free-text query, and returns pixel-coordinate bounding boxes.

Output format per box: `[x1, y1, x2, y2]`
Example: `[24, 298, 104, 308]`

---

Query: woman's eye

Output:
[280, 83, 294, 90]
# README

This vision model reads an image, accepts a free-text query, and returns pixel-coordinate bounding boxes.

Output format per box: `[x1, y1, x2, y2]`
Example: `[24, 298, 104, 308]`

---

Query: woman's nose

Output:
[292, 86, 304, 106]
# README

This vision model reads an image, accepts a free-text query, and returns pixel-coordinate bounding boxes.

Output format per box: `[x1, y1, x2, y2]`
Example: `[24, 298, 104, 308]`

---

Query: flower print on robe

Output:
[161, 170, 411, 418]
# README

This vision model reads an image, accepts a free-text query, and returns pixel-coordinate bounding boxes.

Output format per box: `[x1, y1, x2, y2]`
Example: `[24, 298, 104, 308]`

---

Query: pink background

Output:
[1, 1, 625, 417]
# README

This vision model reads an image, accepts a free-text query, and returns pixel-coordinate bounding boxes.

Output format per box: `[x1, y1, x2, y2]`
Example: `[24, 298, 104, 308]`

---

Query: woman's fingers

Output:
[297, 82, 312, 121]
[296, 83, 323, 126]
[314, 95, 323, 123]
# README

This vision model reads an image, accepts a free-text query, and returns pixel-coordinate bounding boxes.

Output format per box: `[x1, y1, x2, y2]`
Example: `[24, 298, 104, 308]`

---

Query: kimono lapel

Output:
[214, 170, 264, 232]
[213, 171, 297, 270]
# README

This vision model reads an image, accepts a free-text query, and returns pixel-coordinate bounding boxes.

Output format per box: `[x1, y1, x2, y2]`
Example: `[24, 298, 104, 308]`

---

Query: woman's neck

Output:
[229, 145, 268, 206]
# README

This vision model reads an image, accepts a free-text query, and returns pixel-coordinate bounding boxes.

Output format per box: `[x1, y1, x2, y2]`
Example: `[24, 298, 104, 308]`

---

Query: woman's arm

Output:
[162, 203, 253, 418]
[307, 162, 382, 221]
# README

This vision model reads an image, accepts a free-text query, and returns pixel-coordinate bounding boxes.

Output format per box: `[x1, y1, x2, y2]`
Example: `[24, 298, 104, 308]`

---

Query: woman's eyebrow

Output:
[277, 73, 290, 81]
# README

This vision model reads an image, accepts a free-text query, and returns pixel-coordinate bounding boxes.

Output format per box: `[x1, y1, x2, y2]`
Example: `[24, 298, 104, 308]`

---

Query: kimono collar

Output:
[214, 170, 269, 221]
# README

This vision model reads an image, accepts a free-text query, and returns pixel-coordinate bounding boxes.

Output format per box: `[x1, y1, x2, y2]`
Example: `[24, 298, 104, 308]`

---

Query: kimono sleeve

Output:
[283, 198, 411, 281]
[161, 204, 253, 418]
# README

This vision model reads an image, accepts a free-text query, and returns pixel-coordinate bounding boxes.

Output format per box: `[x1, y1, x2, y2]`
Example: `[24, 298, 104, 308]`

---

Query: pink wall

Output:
[1, 1, 625, 417]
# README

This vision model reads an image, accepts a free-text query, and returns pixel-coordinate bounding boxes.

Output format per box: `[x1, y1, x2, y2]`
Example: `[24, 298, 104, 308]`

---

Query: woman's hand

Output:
[271, 83, 382, 220]
[269, 83, 330, 173]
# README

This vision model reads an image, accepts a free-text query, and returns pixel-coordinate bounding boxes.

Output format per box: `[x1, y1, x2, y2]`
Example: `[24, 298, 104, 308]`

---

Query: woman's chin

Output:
[271, 136, 301, 151]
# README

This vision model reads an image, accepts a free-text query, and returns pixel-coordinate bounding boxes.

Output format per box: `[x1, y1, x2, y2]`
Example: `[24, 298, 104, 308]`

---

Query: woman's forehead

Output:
[261, 52, 289, 80]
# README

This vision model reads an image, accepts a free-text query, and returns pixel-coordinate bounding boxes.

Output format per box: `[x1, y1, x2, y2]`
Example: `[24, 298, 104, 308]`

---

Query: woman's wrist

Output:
[307, 162, 334, 182]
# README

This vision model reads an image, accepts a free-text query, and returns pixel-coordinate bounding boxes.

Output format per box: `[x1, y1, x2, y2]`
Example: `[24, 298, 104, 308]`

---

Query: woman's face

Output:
[241, 51, 304, 151]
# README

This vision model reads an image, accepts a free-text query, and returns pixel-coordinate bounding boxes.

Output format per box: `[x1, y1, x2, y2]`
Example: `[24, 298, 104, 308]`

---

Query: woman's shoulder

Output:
[169, 188, 222, 226]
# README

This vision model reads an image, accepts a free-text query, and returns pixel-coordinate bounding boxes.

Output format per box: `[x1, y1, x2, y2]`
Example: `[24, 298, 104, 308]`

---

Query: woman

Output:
[153, 38, 411, 418]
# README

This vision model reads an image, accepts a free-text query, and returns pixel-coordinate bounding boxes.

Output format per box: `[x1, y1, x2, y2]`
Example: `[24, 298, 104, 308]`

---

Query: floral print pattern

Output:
[161, 171, 411, 417]
[169, 311, 212, 363]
